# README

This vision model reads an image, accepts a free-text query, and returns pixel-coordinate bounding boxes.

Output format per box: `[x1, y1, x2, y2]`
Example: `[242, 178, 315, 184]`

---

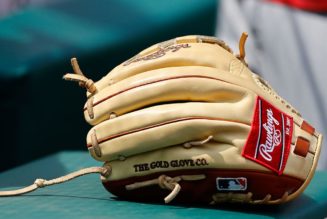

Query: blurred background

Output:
[0, 0, 326, 171]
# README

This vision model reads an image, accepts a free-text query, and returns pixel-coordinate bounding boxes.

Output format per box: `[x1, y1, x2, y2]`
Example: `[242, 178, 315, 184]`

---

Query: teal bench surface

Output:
[0, 151, 326, 219]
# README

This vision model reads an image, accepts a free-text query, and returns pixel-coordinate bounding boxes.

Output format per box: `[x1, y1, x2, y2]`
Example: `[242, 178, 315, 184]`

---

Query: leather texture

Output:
[72, 35, 322, 204]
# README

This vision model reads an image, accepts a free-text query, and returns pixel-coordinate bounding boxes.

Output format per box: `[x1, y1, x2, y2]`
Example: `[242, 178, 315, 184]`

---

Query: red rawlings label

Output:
[242, 96, 293, 175]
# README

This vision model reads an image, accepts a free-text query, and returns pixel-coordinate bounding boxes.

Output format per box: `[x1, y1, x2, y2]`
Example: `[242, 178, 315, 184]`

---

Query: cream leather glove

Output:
[64, 33, 322, 205]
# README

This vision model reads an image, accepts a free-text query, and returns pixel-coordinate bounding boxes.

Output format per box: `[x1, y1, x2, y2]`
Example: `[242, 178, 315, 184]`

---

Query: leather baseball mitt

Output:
[63, 33, 322, 205]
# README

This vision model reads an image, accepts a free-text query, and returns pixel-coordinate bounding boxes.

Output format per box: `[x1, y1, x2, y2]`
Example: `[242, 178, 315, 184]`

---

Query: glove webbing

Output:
[0, 166, 110, 197]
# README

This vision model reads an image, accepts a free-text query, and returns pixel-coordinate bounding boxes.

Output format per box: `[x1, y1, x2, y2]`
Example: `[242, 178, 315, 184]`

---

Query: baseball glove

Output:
[64, 33, 322, 205]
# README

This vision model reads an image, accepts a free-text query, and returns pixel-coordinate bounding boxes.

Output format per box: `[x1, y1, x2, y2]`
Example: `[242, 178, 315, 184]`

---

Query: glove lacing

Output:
[125, 174, 206, 203]
[63, 58, 97, 94]
[236, 32, 248, 66]
[210, 191, 289, 204]
[63, 57, 96, 119]
[0, 166, 111, 197]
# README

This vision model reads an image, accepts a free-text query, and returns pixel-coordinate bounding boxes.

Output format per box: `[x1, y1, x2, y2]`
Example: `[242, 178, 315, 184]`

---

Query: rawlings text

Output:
[258, 108, 281, 161]
[242, 97, 293, 175]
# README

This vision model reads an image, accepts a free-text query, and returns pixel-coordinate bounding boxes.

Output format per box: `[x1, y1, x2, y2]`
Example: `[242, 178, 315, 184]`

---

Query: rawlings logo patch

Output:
[242, 96, 293, 175]
[216, 177, 247, 191]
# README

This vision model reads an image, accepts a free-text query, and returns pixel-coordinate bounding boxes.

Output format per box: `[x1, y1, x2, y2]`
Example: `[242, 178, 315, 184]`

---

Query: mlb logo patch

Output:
[216, 177, 247, 191]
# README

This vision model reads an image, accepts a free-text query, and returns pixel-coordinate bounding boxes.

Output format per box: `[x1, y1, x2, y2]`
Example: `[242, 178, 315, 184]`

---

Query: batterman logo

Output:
[216, 177, 247, 191]
[242, 97, 293, 175]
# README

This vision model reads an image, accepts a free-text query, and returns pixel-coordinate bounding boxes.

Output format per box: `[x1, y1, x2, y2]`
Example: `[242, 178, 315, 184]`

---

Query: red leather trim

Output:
[294, 137, 310, 157]
[102, 169, 303, 204]
[84, 75, 232, 111]
[87, 117, 250, 147]
[301, 120, 315, 135]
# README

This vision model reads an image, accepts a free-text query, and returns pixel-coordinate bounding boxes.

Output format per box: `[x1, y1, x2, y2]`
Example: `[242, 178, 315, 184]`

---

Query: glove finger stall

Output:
[87, 100, 254, 162]
[84, 66, 249, 125]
